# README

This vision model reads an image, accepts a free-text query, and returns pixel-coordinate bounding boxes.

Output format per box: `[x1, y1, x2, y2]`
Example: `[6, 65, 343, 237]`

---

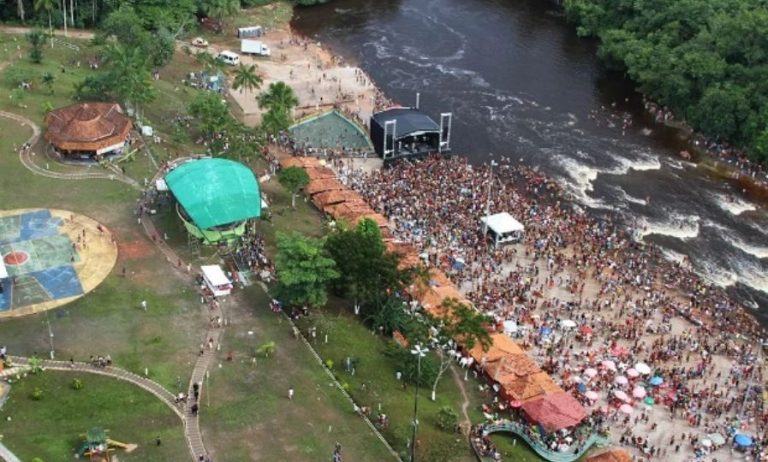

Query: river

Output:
[291, 0, 768, 322]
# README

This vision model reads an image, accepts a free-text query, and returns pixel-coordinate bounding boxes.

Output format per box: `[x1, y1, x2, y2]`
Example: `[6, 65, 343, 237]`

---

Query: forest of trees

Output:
[564, 0, 768, 162]
[0, 0, 313, 30]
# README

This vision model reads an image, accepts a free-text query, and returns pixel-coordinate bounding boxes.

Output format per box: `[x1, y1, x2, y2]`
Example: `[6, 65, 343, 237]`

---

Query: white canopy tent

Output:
[201, 265, 233, 297]
[481, 212, 524, 245]
[0, 259, 8, 279]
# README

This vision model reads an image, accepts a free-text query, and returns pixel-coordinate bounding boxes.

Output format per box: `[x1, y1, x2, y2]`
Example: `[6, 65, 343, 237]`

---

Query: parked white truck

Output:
[240, 40, 271, 57]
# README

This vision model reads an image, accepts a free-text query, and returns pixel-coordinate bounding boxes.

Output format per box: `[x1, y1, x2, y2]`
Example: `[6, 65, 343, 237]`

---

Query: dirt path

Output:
[450, 365, 472, 432]
[0, 25, 95, 39]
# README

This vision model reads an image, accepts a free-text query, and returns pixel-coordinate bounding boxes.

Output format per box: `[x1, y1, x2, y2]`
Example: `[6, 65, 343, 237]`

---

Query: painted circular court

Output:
[0, 209, 117, 317]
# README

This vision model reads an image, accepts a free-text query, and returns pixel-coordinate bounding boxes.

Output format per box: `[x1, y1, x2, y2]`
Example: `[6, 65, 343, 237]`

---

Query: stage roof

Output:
[371, 108, 439, 137]
[165, 159, 260, 229]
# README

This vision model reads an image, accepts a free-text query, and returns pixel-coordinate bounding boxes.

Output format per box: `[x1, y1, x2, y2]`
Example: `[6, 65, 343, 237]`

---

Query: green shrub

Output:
[71, 378, 84, 390]
[31, 387, 44, 401]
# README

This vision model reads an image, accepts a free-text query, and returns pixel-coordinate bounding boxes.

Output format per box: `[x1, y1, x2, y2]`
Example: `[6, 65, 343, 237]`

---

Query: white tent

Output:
[481, 212, 524, 245]
[201, 265, 233, 297]
[0, 259, 8, 279]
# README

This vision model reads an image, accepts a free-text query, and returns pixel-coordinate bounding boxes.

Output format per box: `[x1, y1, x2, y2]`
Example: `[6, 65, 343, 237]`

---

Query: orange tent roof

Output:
[429, 269, 453, 288]
[586, 449, 633, 462]
[417, 285, 468, 314]
[500, 371, 563, 402]
[484, 354, 541, 382]
[312, 190, 366, 209]
[279, 156, 321, 169]
[305, 166, 337, 181]
[45, 102, 132, 152]
[305, 178, 346, 196]
[324, 201, 375, 220]
[469, 333, 524, 364]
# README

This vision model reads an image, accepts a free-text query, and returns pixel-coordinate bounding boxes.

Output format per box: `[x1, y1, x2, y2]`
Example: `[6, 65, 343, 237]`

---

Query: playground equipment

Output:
[76, 427, 136, 461]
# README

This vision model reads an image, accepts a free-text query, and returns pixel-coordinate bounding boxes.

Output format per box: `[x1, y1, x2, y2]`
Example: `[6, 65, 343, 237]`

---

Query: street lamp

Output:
[410, 344, 428, 462]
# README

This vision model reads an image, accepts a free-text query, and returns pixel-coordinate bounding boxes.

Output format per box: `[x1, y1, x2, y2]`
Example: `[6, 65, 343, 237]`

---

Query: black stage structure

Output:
[370, 107, 452, 161]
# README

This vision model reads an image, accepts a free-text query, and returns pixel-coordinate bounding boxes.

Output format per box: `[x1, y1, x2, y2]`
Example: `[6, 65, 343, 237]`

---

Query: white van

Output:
[217, 51, 240, 66]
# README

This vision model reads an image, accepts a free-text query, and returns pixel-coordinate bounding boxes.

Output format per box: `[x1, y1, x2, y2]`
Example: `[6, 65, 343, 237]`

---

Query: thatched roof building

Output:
[45, 102, 132, 156]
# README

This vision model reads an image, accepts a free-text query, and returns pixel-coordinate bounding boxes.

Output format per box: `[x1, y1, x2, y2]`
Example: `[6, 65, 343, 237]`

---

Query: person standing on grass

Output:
[141, 300, 147, 311]
[288, 387, 294, 400]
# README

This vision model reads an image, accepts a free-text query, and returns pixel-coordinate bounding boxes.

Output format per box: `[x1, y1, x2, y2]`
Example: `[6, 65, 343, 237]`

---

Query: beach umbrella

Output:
[626, 368, 640, 378]
[613, 390, 630, 401]
[539, 326, 553, 336]
[585, 391, 599, 401]
[601, 360, 617, 371]
[632, 386, 647, 398]
[614, 376, 629, 385]
[701, 439, 712, 448]
[707, 433, 725, 446]
[644, 397, 655, 405]
[619, 404, 633, 414]
[634, 362, 652, 375]
[570, 375, 583, 384]
[576, 382, 587, 393]
[649, 376, 664, 386]
[584, 368, 598, 378]
[579, 325, 593, 336]
[734, 434, 753, 447]
[611, 345, 629, 357]
[559, 319, 577, 329]
[503, 320, 518, 334]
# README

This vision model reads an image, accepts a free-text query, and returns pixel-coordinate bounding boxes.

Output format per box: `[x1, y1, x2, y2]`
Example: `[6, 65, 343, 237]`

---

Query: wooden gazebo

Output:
[45, 102, 132, 160]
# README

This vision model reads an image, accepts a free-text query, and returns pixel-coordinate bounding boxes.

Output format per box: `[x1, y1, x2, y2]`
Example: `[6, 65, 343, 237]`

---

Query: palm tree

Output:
[34, 0, 55, 47]
[232, 63, 262, 96]
[258, 81, 299, 113]
[195, 51, 226, 75]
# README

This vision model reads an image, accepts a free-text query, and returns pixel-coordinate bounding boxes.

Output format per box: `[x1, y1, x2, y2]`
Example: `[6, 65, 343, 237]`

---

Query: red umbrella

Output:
[510, 400, 523, 408]
[579, 326, 593, 335]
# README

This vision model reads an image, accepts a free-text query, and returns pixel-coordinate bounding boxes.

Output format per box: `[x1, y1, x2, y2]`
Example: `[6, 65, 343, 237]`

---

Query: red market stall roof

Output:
[312, 190, 366, 209]
[521, 392, 587, 433]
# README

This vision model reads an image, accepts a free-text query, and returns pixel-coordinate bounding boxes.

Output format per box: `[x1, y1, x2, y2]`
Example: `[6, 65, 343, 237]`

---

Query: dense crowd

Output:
[341, 155, 767, 460]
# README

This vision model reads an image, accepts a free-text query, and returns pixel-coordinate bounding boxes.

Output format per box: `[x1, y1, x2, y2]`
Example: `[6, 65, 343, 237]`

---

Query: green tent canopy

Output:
[165, 158, 261, 229]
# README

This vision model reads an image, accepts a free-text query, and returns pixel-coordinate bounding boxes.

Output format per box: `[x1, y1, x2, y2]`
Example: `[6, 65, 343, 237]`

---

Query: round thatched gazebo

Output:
[44, 102, 132, 160]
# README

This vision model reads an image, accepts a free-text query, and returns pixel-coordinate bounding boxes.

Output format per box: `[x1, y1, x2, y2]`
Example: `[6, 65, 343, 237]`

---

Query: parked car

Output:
[191, 37, 209, 48]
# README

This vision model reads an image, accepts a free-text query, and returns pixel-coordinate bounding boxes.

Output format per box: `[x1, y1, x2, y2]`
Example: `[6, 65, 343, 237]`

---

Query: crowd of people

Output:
[339, 155, 766, 461]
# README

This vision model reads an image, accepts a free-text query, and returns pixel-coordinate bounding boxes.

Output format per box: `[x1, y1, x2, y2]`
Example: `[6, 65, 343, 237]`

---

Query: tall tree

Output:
[428, 298, 492, 400]
[34, 0, 55, 47]
[187, 92, 234, 147]
[274, 232, 338, 308]
[258, 81, 300, 114]
[277, 166, 309, 208]
[232, 63, 263, 96]
[258, 82, 299, 134]
[17, 0, 25, 22]
[26, 30, 45, 63]
[104, 43, 155, 120]
[202, 0, 239, 32]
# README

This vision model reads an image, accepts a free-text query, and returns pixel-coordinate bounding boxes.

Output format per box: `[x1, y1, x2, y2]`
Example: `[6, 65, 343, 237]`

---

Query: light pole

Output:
[410, 344, 428, 462]
[44, 311, 54, 359]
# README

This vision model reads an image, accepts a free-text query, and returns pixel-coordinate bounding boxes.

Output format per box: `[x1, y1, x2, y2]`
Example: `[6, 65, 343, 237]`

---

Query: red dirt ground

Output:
[118, 240, 154, 260]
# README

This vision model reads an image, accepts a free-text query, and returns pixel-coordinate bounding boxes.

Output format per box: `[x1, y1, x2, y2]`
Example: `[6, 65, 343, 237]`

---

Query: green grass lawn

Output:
[200, 286, 396, 462]
[0, 371, 185, 461]
[293, 302, 484, 462]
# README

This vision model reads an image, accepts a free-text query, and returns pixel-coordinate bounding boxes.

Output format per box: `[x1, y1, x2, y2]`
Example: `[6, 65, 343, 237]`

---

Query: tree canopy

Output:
[274, 232, 338, 308]
[564, 0, 768, 162]
[277, 166, 310, 207]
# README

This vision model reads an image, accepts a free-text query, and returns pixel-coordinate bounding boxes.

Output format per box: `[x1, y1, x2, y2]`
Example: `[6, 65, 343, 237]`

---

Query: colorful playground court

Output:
[0, 209, 117, 317]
